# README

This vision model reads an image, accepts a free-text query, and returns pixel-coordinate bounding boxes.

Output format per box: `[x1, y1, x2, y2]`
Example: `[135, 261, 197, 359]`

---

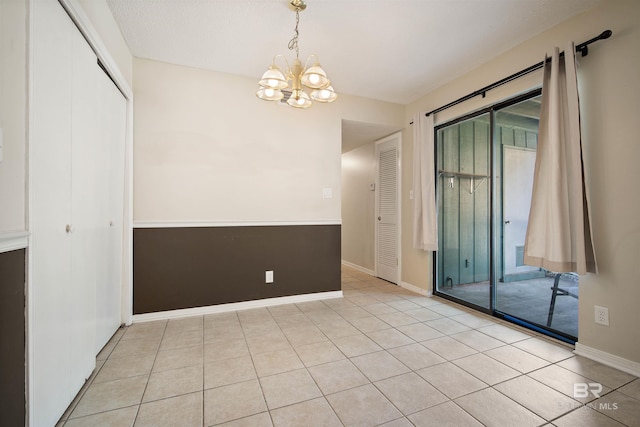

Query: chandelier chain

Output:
[287, 10, 300, 58]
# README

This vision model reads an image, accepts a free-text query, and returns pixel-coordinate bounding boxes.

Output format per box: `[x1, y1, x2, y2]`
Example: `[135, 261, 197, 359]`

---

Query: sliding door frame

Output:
[431, 88, 579, 344]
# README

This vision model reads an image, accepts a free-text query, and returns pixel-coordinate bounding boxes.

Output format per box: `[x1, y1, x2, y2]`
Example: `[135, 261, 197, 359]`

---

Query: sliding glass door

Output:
[434, 90, 578, 341]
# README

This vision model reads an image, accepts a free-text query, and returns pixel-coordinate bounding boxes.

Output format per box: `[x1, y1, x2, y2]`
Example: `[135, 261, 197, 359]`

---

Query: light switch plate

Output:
[322, 188, 333, 199]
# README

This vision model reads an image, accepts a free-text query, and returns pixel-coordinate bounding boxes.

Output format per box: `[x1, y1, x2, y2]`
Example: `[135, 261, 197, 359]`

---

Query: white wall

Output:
[133, 58, 404, 224]
[0, 0, 27, 233]
[403, 0, 640, 364]
[341, 142, 376, 271]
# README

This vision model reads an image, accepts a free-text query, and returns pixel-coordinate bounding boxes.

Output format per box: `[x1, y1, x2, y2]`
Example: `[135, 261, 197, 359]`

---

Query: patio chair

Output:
[547, 272, 579, 327]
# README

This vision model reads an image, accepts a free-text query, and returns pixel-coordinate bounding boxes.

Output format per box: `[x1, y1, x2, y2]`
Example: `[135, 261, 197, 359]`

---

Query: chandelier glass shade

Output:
[256, 0, 337, 109]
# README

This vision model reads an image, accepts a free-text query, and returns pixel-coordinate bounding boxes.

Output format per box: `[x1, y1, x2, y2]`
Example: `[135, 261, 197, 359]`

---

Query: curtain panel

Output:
[524, 42, 597, 275]
[412, 113, 438, 251]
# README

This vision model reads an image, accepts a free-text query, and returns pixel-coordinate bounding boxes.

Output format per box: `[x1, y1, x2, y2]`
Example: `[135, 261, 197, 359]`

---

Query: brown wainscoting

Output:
[0, 248, 26, 427]
[133, 225, 341, 314]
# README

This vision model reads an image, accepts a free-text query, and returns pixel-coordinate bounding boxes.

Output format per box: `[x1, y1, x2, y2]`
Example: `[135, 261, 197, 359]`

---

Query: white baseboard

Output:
[400, 281, 432, 297]
[341, 260, 375, 276]
[132, 290, 343, 323]
[574, 342, 640, 378]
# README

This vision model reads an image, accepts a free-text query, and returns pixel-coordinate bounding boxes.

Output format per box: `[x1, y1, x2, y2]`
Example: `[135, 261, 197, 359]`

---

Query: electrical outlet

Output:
[265, 270, 274, 284]
[595, 305, 609, 326]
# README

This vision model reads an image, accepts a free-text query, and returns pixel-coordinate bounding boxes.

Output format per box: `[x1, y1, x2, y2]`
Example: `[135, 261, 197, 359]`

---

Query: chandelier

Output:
[256, 0, 337, 108]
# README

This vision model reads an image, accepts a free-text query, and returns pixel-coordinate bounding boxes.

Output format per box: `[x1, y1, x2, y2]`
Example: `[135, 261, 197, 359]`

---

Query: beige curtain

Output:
[412, 112, 438, 251]
[524, 42, 597, 275]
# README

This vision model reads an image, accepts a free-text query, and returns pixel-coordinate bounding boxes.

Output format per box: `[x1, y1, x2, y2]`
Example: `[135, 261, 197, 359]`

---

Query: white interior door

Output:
[503, 145, 538, 276]
[375, 134, 400, 283]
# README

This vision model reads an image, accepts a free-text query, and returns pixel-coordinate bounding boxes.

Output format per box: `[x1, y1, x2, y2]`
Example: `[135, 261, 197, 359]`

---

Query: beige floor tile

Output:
[527, 364, 612, 403]
[214, 412, 273, 427]
[267, 304, 302, 318]
[165, 316, 203, 332]
[387, 343, 446, 371]
[417, 362, 487, 399]
[63, 406, 138, 427]
[94, 353, 155, 384]
[237, 307, 273, 322]
[241, 320, 281, 338]
[204, 355, 256, 389]
[326, 383, 402, 426]
[455, 388, 545, 427]
[346, 296, 380, 307]
[308, 359, 370, 395]
[404, 307, 443, 322]
[270, 397, 342, 427]
[593, 390, 640, 426]
[377, 417, 414, 427]
[553, 405, 626, 427]
[493, 375, 579, 420]
[152, 344, 203, 372]
[252, 348, 303, 377]
[295, 340, 346, 367]
[274, 313, 314, 330]
[348, 316, 392, 333]
[450, 330, 505, 352]
[484, 344, 550, 373]
[245, 331, 291, 355]
[120, 321, 166, 341]
[159, 329, 203, 350]
[426, 318, 471, 335]
[351, 351, 410, 382]
[476, 323, 531, 343]
[618, 378, 640, 400]
[204, 324, 244, 343]
[135, 391, 202, 427]
[316, 319, 361, 340]
[282, 325, 328, 347]
[336, 306, 374, 321]
[512, 337, 575, 363]
[395, 323, 445, 342]
[421, 336, 477, 360]
[452, 353, 520, 385]
[259, 368, 322, 409]
[296, 300, 330, 313]
[363, 302, 398, 316]
[366, 328, 415, 349]
[375, 372, 448, 415]
[109, 337, 161, 359]
[143, 364, 203, 402]
[377, 311, 420, 327]
[449, 312, 497, 329]
[204, 379, 267, 426]
[409, 401, 483, 427]
[70, 375, 147, 418]
[204, 338, 249, 363]
[387, 299, 423, 312]
[557, 356, 637, 389]
[332, 333, 383, 357]
[428, 303, 469, 317]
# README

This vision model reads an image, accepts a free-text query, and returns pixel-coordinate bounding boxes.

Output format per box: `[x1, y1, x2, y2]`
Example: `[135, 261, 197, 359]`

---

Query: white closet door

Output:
[30, 1, 74, 424]
[375, 134, 400, 284]
[95, 70, 126, 352]
[69, 23, 99, 387]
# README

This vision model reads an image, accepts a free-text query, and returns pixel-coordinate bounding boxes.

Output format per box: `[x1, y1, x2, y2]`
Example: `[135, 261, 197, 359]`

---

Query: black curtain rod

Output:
[410, 30, 612, 123]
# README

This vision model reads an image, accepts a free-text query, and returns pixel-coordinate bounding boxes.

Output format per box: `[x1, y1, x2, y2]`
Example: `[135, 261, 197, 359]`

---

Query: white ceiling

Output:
[106, 0, 601, 149]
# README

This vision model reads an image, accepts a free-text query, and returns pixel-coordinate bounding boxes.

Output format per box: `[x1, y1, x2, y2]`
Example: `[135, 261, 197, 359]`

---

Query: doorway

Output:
[375, 133, 401, 284]
[433, 89, 578, 342]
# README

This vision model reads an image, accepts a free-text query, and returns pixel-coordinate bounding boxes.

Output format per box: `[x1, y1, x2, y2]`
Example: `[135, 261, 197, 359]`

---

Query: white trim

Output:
[133, 219, 342, 228]
[341, 260, 375, 276]
[400, 281, 432, 297]
[0, 231, 29, 253]
[132, 291, 343, 323]
[574, 342, 640, 378]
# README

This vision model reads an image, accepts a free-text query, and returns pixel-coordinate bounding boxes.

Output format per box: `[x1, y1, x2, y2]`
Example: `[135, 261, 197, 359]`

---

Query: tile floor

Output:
[57, 266, 639, 426]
